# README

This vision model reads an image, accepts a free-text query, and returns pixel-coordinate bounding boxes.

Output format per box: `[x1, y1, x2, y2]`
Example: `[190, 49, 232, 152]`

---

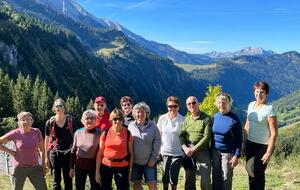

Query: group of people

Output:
[0, 81, 278, 190]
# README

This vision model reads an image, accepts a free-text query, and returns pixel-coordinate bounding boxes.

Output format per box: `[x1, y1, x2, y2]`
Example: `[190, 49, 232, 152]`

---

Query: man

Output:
[180, 96, 212, 190]
[120, 96, 134, 127]
[94, 96, 111, 131]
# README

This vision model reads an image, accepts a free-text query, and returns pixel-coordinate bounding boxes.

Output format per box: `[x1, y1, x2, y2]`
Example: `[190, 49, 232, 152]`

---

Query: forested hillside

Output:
[273, 90, 300, 127]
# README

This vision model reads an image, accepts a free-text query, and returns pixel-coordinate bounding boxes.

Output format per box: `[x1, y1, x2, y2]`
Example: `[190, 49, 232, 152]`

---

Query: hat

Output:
[245, 157, 255, 177]
[94, 96, 106, 103]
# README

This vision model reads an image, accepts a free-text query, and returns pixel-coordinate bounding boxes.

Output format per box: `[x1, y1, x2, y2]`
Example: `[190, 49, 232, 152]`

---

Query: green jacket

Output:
[179, 111, 212, 151]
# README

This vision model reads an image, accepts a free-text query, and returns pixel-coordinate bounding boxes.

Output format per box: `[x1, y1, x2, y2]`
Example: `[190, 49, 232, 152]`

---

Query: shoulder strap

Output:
[66, 115, 74, 134]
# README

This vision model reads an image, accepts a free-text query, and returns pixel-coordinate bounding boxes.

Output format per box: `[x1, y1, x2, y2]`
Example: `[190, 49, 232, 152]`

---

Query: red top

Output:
[95, 112, 112, 131]
[100, 127, 133, 167]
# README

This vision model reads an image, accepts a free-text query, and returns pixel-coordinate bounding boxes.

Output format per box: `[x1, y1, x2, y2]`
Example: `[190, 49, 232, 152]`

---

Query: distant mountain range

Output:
[1, 0, 300, 113]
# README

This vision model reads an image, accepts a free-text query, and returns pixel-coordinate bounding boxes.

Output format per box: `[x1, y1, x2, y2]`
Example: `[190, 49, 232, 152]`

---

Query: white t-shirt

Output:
[157, 113, 184, 156]
[247, 101, 276, 145]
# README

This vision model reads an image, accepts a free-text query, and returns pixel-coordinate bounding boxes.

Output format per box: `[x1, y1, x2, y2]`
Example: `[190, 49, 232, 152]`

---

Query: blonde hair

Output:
[52, 98, 67, 113]
[109, 108, 124, 122]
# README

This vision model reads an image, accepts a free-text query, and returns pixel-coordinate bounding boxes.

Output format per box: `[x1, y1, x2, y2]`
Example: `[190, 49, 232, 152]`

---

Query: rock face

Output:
[0, 41, 19, 67]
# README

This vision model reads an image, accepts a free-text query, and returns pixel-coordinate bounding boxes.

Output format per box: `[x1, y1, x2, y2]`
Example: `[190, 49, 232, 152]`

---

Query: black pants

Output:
[49, 151, 72, 190]
[245, 140, 268, 190]
[100, 164, 129, 190]
[75, 167, 100, 190]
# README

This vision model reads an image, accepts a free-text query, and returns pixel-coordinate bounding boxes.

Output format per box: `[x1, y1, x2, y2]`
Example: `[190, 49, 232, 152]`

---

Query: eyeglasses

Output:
[55, 104, 64, 109]
[186, 101, 197, 106]
[112, 118, 122, 122]
[167, 105, 178, 109]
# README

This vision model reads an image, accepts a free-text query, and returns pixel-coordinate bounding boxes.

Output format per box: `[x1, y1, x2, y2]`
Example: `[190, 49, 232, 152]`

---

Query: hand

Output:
[42, 165, 47, 176]
[95, 171, 101, 185]
[148, 159, 156, 167]
[69, 168, 75, 178]
[128, 169, 132, 181]
[45, 158, 50, 169]
[261, 152, 271, 164]
[229, 156, 239, 168]
[184, 147, 194, 157]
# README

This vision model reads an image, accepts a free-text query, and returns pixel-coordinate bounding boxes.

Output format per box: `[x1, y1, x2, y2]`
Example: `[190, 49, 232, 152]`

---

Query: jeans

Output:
[100, 164, 129, 190]
[75, 167, 100, 190]
[49, 151, 72, 190]
[212, 149, 234, 190]
[11, 165, 47, 190]
[131, 163, 157, 183]
[184, 150, 212, 190]
[245, 140, 268, 190]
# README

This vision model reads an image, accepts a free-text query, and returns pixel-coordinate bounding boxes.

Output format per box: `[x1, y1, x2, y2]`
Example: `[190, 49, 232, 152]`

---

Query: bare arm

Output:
[261, 116, 278, 164]
[38, 139, 46, 175]
[128, 140, 134, 180]
[0, 135, 16, 156]
[95, 136, 104, 184]
[44, 136, 50, 168]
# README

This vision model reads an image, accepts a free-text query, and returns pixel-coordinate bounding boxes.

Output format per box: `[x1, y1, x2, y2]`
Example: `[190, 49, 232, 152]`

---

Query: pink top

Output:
[3, 128, 42, 167]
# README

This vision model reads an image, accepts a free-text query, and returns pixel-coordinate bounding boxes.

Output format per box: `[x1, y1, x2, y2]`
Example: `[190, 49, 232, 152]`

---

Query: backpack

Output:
[47, 115, 74, 151]
[102, 128, 131, 161]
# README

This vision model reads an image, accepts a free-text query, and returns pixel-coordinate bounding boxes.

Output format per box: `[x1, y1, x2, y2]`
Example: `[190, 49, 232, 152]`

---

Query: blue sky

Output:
[77, 0, 300, 54]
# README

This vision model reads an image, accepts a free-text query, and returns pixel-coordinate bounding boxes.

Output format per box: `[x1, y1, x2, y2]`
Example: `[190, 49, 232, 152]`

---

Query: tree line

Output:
[0, 69, 93, 136]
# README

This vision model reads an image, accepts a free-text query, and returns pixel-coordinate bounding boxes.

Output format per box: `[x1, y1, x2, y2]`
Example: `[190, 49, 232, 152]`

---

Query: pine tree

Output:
[0, 69, 14, 118]
[32, 75, 42, 117]
[13, 73, 33, 114]
[86, 98, 94, 110]
[199, 84, 222, 116]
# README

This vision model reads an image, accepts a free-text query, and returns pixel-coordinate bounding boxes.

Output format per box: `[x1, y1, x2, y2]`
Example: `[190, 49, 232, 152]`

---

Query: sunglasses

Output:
[167, 105, 178, 109]
[122, 103, 132, 107]
[55, 104, 65, 109]
[112, 118, 122, 122]
[186, 101, 197, 106]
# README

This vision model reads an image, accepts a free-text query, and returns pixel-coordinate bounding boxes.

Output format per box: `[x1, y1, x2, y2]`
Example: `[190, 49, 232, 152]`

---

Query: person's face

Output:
[186, 97, 199, 114]
[19, 115, 33, 128]
[94, 102, 106, 115]
[135, 108, 147, 124]
[54, 102, 65, 114]
[111, 115, 123, 127]
[254, 88, 267, 103]
[83, 114, 96, 130]
[167, 101, 179, 114]
[216, 97, 230, 114]
[121, 101, 132, 114]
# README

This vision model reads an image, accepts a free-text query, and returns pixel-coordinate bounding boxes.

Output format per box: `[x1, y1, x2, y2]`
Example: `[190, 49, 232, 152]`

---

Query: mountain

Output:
[0, 2, 205, 115]
[205, 47, 275, 59]
[272, 90, 300, 127]
[5, 0, 214, 65]
[179, 52, 300, 106]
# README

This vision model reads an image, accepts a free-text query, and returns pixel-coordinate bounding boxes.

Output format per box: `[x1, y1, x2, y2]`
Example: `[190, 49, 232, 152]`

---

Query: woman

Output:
[244, 81, 278, 190]
[128, 102, 161, 190]
[45, 98, 74, 190]
[69, 110, 101, 190]
[157, 96, 184, 190]
[0, 111, 47, 190]
[95, 109, 133, 190]
[212, 92, 243, 190]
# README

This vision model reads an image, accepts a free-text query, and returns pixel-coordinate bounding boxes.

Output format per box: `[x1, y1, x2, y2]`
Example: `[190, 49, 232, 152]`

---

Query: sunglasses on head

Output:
[186, 101, 197, 106]
[112, 118, 122, 122]
[167, 105, 178, 109]
[55, 104, 64, 109]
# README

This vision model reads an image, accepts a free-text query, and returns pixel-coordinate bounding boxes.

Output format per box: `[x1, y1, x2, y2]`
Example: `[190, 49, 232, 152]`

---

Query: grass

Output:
[1, 155, 299, 190]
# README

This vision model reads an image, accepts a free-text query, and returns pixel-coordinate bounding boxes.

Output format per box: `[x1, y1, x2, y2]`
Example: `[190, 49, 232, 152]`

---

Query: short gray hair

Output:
[215, 92, 233, 107]
[81, 109, 97, 124]
[132, 102, 151, 119]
